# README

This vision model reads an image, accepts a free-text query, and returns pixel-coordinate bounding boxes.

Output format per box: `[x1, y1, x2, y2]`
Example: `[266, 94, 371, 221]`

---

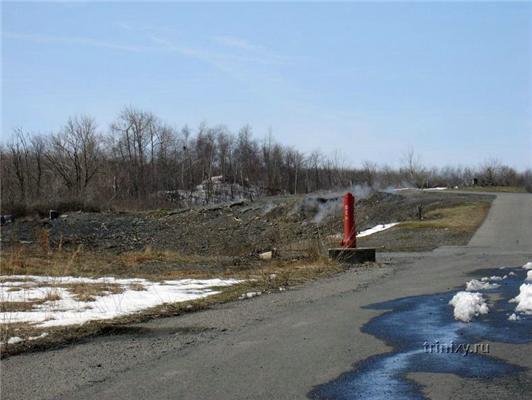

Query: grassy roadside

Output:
[0, 248, 350, 357]
[453, 186, 528, 193]
[399, 202, 491, 232]
[358, 200, 492, 252]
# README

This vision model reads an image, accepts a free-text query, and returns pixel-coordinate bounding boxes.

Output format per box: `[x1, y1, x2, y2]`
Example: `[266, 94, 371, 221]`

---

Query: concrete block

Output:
[328, 247, 376, 264]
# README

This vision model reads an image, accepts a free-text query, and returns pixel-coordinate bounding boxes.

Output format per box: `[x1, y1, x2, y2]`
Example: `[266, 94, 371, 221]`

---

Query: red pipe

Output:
[341, 192, 356, 248]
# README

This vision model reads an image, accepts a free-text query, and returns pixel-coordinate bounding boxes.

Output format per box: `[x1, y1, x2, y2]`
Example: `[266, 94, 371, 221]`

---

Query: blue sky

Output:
[2, 2, 531, 169]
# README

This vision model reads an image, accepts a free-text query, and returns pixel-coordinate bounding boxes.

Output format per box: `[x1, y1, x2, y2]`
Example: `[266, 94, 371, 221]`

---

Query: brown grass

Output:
[399, 202, 491, 233]
[119, 247, 204, 268]
[65, 283, 124, 302]
[36, 227, 50, 254]
[0, 301, 40, 312]
[1, 245, 202, 280]
[129, 283, 146, 291]
[42, 289, 61, 302]
[0, 289, 60, 313]
[455, 186, 527, 193]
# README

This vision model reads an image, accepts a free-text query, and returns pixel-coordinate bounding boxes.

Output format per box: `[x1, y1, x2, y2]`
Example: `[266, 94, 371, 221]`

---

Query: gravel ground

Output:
[1, 190, 492, 258]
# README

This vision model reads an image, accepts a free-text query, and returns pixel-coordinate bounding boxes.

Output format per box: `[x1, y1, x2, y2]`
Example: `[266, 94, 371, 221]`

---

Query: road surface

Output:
[2, 192, 531, 399]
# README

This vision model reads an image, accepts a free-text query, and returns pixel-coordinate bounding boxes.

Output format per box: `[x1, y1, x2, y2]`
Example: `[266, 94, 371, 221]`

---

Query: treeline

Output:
[1, 107, 531, 215]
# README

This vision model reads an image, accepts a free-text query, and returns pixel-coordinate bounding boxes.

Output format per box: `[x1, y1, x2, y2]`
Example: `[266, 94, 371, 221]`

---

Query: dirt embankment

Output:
[1, 190, 492, 259]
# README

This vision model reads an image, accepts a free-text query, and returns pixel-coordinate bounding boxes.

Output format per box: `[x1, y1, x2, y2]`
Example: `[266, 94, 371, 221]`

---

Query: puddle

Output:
[309, 266, 531, 400]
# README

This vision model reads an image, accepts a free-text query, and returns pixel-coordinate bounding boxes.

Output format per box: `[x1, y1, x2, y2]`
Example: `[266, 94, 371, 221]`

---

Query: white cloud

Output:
[4, 32, 148, 53]
[212, 35, 261, 52]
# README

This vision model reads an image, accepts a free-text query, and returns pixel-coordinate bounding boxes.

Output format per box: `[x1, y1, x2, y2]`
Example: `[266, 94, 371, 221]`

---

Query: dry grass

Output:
[0, 289, 60, 313]
[42, 289, 61, 302]
[0, 301, 40, 312]
[0, 243, 210, 280]
[455, 186, 527, 193]
[65, 283, 124, 302]
[2, 243, 84, 277]
[399, 202, 491, 233]
[119, 247, 204, 268]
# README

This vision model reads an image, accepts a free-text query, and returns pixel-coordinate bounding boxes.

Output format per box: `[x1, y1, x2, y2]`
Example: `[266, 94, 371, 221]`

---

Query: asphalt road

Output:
[2, 192, 531, 400]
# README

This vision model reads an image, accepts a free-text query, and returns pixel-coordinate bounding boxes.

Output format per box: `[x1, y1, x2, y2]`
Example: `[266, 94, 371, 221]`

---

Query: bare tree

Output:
[7, 129, 31, 203]
[111, 107, 156, 199]
[401, 147, 426, 187]
[362, 160, 378, 187]
[3, 107, 531, 214]
[46, 116, 101, 197]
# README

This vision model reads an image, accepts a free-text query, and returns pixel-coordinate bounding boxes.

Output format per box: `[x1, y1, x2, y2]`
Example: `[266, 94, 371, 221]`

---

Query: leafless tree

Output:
[3, 107, 531, 215]
[46, 116, 101, 198]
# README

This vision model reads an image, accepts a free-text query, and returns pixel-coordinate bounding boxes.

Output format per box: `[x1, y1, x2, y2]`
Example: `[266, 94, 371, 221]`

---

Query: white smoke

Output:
[306, 183, 375, 224]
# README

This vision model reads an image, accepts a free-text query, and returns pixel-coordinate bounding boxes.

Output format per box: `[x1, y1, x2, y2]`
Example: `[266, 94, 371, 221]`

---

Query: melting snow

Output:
[239, 291, 262, 300]
[481, 275, 507, 282]
[508, 313, 520, 321]
[449, 291, 489, 322]
[511, 284, 532, 314]
[507, 263, 532, 316]
[1, 275, 241, 328]
[7, 336, 23, 344]
[465, 279, 500, 291]
[357, 223, 399, 238]
[522, 262, 532, 270]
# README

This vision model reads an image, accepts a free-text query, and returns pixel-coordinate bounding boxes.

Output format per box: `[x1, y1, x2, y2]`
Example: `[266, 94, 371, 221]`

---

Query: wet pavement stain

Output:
[309, 266, 531, 400]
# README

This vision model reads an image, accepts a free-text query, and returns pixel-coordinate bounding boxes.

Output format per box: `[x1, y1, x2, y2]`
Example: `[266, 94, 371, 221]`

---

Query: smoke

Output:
[350, 183, 373, 199]
[311, 198, 341, 224]
[303, 183, 376, 224]
[374, 179, 416, 194]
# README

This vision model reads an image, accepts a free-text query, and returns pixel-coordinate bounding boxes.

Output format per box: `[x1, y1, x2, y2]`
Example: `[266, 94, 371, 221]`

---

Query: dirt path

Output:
[1, 192, 531, 400]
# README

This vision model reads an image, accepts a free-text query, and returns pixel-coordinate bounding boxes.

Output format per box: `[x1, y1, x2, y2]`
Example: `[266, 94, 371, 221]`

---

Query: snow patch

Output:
[7, 336, 23, 344]
[480, 275, 506, 282]
[522, 262, 532, 270]
[1, 275, 242, 327]
[465, 279, 500, 291]
[357, 223, 399, 238]
[511, 284, 532, 314]
[449, 291, 489, 322]
[29, 332, 48, 340]
[508, 313, 520, 321]
[239, 291, 261, 300]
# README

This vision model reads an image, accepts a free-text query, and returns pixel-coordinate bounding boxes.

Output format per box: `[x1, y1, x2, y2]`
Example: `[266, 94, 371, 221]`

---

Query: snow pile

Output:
[327, 223, 400, 241]
[465, 279, 499, 291]
[507, 263, 532, 317]
[481, 275, 507, 281]
[357, 223, 399, 238]
[7, 336, 23, 344]
[238, 291, 262, 300]
[6, 332, 49, 345]
[511, 284, 532, 314]
[508, 313, 520, 321]
[1, 275, 241, 328]
[449, 292, 489, 322]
